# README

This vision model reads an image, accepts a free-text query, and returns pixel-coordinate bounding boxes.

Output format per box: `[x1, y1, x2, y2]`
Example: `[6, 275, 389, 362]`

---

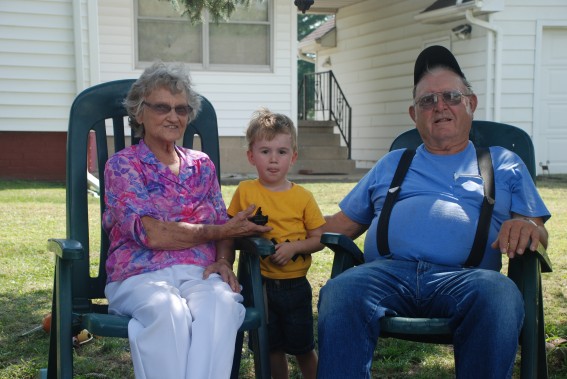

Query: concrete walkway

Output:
[220, 168, 369, 185]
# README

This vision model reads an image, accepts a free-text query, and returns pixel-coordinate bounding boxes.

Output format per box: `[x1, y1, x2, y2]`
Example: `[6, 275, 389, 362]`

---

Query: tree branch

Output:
[171, 0, 253, 24]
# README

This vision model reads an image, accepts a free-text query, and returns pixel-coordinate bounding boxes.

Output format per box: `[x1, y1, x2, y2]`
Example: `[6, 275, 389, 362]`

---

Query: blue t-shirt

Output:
[340, 141, 550, 271]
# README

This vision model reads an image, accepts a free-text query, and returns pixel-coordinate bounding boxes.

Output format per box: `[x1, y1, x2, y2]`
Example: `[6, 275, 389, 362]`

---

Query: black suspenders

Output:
[377, 148, 415, 257]
[376, 147, 495, 267]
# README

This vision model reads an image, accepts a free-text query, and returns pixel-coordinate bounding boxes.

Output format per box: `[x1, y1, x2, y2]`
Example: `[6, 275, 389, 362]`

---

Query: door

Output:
[536, 27, 567, 174]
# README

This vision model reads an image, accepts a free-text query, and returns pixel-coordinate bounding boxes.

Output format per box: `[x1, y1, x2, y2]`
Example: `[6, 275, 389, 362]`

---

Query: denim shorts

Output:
[263, 276, 315, 355]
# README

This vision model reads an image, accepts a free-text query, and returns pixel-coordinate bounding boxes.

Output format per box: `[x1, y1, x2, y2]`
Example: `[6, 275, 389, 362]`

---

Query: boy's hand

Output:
[270, 241, 297, 266]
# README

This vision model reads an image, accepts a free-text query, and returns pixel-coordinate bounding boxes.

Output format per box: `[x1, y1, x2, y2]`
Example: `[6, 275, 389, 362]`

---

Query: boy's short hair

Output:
[246, 108, 298, 152]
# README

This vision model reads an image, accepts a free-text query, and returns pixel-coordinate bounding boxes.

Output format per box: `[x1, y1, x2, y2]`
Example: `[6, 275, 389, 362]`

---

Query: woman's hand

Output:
[203, 259, 241, 293]
[203, 238, 240, 292]
[141, 204, 271, 250]
[222, 204, 272, 238]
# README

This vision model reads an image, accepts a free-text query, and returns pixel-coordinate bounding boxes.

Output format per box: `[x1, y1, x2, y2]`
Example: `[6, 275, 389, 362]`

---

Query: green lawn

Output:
[0, 177, 566, 379]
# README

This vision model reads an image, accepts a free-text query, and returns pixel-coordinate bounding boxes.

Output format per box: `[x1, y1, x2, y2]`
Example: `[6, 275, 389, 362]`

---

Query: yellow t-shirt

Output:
[227, 179, 326, 279]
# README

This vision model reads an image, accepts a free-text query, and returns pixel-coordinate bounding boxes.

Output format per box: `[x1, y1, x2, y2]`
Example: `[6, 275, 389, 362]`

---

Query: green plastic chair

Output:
[40, 79, 273, 379]
[321, 120, 553, 379]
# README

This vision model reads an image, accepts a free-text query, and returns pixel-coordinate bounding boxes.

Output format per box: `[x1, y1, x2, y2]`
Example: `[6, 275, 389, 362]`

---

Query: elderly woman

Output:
[103, 61, 271, 379]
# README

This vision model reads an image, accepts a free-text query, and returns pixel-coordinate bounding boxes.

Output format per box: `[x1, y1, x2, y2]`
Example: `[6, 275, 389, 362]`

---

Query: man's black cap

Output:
[414, 45, 465, 85]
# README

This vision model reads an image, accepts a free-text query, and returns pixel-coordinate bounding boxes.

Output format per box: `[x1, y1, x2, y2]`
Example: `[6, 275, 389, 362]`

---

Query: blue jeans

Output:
[317, 259, 524, 379]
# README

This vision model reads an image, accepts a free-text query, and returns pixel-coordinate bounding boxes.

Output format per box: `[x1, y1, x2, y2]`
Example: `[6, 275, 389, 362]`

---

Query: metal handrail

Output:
[298, 71, 352, 159]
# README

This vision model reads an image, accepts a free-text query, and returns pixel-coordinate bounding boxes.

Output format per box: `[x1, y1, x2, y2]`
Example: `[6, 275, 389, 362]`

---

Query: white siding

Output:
[0, 0, 77, 131]
[98, 0, 135, 81]
[97, 0, 296, 138]
[0, 0, 295, 134]
[491, 1, 567, 134]
[322, 0, 496, 167]
[3, 0, 567, 171]
[318, 0, 567, 169]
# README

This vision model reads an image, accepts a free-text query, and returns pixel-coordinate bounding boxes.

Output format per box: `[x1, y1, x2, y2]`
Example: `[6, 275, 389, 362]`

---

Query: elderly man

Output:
[316, 45, 550, 379]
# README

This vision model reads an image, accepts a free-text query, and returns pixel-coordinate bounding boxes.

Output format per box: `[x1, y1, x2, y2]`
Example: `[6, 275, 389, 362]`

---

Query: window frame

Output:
[134, 0, 274, 73]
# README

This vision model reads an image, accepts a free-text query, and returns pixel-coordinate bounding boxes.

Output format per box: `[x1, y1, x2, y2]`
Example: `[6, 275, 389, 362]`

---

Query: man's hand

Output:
[491, 216, 546, 258]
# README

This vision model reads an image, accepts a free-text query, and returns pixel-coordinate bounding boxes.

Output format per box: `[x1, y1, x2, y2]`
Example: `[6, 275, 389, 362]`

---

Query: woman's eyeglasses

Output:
[142, 101, 192, 116]
[414, 90, 470, 110]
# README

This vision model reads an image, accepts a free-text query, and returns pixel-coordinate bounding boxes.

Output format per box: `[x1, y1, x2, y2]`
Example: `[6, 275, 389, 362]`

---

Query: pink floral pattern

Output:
[103, 140, 228, 283]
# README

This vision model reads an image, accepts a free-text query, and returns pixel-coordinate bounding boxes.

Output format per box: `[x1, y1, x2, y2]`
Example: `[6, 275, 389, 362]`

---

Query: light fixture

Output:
[452, 23, 472, 40]
[322, 56, 332, 68]
[295, 0, 314, 14]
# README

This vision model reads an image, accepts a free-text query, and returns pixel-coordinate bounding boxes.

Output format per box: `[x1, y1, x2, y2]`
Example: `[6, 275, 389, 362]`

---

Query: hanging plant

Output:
[169, 0, 253, 24]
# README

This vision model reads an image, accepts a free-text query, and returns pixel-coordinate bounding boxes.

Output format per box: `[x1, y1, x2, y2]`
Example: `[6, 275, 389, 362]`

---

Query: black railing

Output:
[298, 71, 352, 158]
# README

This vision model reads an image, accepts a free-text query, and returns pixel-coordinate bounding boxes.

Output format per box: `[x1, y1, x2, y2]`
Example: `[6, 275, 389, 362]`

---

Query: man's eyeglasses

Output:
[414, 90, 470, 110]
[142, 101, 192, 116]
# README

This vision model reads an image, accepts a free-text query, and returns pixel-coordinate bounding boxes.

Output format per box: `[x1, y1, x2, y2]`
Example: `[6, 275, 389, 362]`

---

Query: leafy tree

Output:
[169, 0, 251, 23]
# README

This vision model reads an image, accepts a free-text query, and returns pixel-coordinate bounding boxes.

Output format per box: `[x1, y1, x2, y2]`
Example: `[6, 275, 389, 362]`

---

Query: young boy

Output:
[228, 108, 325, 379]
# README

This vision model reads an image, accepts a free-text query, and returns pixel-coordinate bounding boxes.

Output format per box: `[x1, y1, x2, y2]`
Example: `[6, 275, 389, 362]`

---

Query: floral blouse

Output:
[102, 140, 228, 283]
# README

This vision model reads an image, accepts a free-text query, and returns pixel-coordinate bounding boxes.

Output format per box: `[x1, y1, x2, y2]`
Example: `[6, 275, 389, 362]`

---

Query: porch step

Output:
[295, 120, 355, 175]
[293, 159, 356, 175]
[300, 132, 340, 146]
[299, 120, 337, 128]
[299, 145, 348, 160]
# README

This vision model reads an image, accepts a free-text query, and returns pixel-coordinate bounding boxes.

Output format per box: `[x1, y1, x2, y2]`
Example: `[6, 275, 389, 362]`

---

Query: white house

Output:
[0, 0, 300, 180]
[1, 0, 566, 180]
[305, 0, 567, 174]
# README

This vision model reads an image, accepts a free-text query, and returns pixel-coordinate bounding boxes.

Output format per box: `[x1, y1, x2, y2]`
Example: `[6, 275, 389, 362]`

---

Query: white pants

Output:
[105, 265, 245, 379]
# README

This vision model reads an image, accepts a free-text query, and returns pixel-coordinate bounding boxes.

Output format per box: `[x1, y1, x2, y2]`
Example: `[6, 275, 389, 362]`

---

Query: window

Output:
[136, 0, 272, 71]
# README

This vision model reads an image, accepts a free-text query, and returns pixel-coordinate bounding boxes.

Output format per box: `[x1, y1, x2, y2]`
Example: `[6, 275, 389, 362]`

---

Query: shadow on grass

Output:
[0, 180, 65, 191]
[372, 338, 455, 378]
[547, 318, 567, 379]
[0, 286, 134, 379]
[237, 314, 455, 379]
[537, 174, 567, 187]
[0, 288, 52, 379]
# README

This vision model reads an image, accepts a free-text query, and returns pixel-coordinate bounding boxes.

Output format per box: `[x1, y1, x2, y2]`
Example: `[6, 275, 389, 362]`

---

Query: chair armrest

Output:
[46, 238, 84, 376]
[532, 242, 552, 273]
[235, 236, 275, 258]
[321, 233, 365, 278]
[48, 238, 84, 260]
[508, 242, 552, 282]
[235, 236, 273, 308]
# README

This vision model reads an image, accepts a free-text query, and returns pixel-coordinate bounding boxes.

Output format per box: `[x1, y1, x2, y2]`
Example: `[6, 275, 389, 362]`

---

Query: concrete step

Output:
[293, 159, 356, 175]
[296, 119, 353, 175]
[298, 120, 337, 135]
[299, 145, 348, 160]
[299, 125, 335, 134]
[298, 120, 337, 128]
[299, 132, 340, 146]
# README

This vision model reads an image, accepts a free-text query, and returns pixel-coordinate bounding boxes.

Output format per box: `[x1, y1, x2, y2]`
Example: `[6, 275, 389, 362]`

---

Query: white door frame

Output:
[533, 20, 567, 174]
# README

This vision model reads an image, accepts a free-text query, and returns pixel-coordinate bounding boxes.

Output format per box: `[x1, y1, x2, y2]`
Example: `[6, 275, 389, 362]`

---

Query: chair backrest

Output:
[389, 120, 537, 181]
[65, 79, 220, 309]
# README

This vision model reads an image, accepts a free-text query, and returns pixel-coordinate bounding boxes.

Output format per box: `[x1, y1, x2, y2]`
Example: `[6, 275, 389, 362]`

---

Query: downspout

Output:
[72, 0, 85, 93]
[87, 0, 100, 85]
[291, 7, 299, 123]
[465, 9, 502, 121]
[73, 0, 100, 193]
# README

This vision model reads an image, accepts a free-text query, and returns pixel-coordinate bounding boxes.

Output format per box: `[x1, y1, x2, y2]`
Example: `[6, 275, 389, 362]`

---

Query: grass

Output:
[1, 176, 566, 378]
